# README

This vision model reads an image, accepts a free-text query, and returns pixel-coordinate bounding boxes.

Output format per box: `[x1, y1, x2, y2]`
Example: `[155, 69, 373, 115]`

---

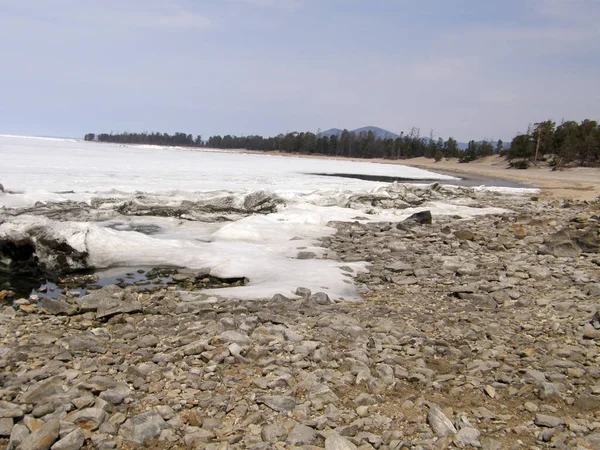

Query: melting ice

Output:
[0, 135, 534, 300]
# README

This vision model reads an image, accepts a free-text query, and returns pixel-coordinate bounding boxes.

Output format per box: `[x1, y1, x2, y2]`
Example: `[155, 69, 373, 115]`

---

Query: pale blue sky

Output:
[0, 0, 598, 141]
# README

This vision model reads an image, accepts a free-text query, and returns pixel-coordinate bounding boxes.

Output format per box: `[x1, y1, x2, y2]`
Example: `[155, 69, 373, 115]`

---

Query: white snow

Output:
[0, 135, 533, 300]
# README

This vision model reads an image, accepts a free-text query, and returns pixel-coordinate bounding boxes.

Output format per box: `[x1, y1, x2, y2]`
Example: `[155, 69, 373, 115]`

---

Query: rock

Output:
[66, 408, 108, 431]
[286, 423, 317, 446]
[218, 330, 252, 345]
[118, 411, 169, 445]
[18, 378, 65, 405]
[76, 285, 122, 312]
[0, 417, 13, 436]
[98, 384, 130, 405]
[454, 229, 475, 240]
[309, 292, 331, 305]
[262, 396, 296, 412]
[427, 405, 457, 437]
[297, 251, 316, 259]
[261, 423, 287, 443]
[50, 427, 85, 450]
[325, 433, 358, 450]
[17, 419, 60, 450]
[40, 298, 72, 315]
[454, 427, 481, 447]
[8, 424, 29, 450]
[295, 287, 311, 297]
[271, 293, 291, 302]
[534, 414, 565, 428]
[574, 393, 600, 411]
[96, 295, 142, 319]
[403, 210, 432, 225]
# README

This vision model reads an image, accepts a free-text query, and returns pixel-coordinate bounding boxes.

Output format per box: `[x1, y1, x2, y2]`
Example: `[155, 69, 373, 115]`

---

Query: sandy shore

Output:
[223, 149, 600, 201]
[397, 156, 600, 201]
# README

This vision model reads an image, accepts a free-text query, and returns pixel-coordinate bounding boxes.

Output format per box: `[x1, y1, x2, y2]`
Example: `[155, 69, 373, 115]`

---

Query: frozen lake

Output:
[0, 135, 455, 201]
[0, 135, 527, 300]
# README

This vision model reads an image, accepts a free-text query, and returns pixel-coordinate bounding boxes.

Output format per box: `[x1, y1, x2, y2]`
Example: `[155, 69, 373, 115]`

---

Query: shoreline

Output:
[218, 149, 600, 201]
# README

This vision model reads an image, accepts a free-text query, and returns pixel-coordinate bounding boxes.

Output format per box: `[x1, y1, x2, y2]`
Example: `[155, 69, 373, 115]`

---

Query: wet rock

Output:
[403, 210, 432, 225]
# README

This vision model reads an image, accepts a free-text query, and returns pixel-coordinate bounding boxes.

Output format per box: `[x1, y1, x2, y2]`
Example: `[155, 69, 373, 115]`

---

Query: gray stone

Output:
[261, 423, 287, 443]
[8, 424, 29, 450]
[99, 384, 130, 405]
[17, 419, 60, 450]
[76, 285, 122, 312]
[18, 378, 65, 405]
[534, 414, 564, 428]
[40, 298, 72, 315]
[262, 396, 296, 412]
[271, 293, 291, 302]
[297, 251, 316, 259]
[295, 287, 311, 297]
[219, 330, 251, 345]
[454, 427, 481, 447]
[0, 417, 13, 437]
[118, 411, 169, 445]
[50, 427, 85, 450]
[427, 405, 457, 437]
[325, 433, 358, 450]
[286, 423, 317, 446]
[310, 292, 331, 305]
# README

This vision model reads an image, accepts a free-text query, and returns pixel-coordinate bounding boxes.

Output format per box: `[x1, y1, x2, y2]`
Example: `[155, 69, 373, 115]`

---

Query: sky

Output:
[0, 0, 599, 142]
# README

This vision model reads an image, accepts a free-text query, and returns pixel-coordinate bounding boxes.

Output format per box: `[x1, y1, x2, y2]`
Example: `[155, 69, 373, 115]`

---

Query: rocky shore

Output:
[1, 190, 599, 449]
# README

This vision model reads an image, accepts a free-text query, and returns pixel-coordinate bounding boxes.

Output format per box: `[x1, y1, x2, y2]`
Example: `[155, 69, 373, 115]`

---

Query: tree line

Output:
[206, 130, 502, 162]
[508, 119, 599, 167]
[85, 132, 202, 147]
[84, 118, 600, 167]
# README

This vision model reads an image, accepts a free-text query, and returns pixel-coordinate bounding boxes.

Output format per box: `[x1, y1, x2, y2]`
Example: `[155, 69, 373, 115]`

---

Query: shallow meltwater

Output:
[0, 267, 248, 305]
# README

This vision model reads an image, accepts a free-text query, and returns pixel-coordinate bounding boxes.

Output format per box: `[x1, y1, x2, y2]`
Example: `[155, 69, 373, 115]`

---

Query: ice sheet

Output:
[0, 135, 530, 300]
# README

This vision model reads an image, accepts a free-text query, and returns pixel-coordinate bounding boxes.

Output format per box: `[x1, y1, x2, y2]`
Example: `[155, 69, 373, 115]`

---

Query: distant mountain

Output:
[318, 126, 399, 140]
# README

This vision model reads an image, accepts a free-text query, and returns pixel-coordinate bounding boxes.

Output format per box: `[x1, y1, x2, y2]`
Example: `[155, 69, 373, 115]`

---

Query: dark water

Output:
[0, 268, 247, 306]
[0, 268, 173, 304]
[309, 172, 533, 189]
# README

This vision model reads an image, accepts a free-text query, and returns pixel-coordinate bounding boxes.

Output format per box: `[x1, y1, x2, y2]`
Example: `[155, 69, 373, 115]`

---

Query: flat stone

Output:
[17, 419, 60, 450]
[262, 396, 296, 412]
[50, 427, 85, 450]
[66, 408, 108, 431]
[118, 411, 169, 445]
[534, 414, 565, 428]
[40, 298, 71, 315]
